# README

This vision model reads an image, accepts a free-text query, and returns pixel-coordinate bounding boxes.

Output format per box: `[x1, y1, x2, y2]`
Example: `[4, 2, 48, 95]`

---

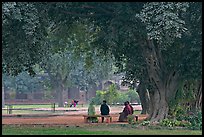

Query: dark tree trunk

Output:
[137, 82, 150, 114]
[141, 39, 180, 123]
[189, 80, 202, 112]
[148, 88, 169, 122]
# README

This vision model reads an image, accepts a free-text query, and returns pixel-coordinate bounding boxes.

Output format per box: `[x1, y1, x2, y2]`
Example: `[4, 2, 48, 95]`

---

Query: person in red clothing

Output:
[126, 101, 134, 114]
[118, 101, 132, 122]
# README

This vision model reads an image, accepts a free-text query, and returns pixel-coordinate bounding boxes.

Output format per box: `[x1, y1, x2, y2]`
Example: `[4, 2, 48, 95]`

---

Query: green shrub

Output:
[126, 89, 141, 104]
[92, 84, 129, 105]
[127, 115, 135, 124]
[185, 111, 202, 130]
[159, 118, 193, 128]
[114, 93, 129, 104]
[160, 119, 183, 127]
[92, 90, 105, 105]
[140, 120, 150, 126]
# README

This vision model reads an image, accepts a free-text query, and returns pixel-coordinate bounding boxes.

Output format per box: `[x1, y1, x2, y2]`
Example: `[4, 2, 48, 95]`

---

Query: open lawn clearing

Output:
[2, 124, 202, 135]
[2, 110, 54, 115]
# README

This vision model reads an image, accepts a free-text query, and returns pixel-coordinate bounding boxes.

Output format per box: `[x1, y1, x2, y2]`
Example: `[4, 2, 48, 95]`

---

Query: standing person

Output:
[126, 101, 134, 114]
[70, 99, 74, 107]
[100, 100, 110, 123]
[73, 100, 79, 107]
[118, 101, 132, 122]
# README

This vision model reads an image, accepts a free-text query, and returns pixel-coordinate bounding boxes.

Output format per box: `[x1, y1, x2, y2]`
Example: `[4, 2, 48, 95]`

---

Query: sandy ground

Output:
[2, 105, 147, 126]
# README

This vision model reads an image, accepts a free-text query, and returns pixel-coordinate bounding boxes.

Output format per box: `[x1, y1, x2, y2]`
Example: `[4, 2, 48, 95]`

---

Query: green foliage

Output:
[92, 84, 133, 105]
[2, 2, 49, 76]
[177, 111, 202, 130]
[160, 119, 183, 127]
[127, 115, 136, 124]
[104, 84, 119, 104]
[116, 93, 130, 104]
[136, 2, 189, 45]
[92, 90, 106, 105]
[159, 114, 202, 130]
[139, 120, 150, 126]
[169, 79, 201, 120]
[125, 89, 140, 103]
[3, 72, 44, 93]
[186, 111, 202, 130]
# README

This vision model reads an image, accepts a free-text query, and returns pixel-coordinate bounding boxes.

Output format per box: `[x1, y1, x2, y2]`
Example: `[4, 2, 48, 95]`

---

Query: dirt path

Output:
[2, 105, 147, 126]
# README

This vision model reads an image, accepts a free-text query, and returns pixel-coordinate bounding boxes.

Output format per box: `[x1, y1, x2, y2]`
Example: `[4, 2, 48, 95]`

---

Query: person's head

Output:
[126, 101, 130, 104]
[103, 100, 107, 104]
[124, 101, 128, 106]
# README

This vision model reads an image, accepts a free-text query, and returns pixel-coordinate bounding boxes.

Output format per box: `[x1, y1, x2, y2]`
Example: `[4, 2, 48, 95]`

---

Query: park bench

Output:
[119, 114, 139, 122]
[134, 115, 139, 121]
[83, 115, 112, 123]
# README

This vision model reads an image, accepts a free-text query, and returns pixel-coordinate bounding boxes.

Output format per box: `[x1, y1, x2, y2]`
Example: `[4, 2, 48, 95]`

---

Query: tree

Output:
[39, 20, 113, 107]
[3, 72, 45, 95]
[2, 2, 49, 76]
[55, 2, 201, 122]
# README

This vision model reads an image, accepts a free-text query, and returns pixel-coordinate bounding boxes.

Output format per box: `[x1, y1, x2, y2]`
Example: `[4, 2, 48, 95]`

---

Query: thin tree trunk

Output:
[190, 80, 202, 112]
[2, 86, 5, 108]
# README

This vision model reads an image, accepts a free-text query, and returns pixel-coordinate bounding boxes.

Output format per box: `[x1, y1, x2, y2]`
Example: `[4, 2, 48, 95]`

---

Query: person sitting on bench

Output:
[100, 100, 110, 123]
[118, 101, 132, 122]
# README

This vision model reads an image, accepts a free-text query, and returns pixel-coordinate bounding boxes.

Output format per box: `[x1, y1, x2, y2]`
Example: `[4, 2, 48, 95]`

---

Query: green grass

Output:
[2, 125, 202, 135]
[4, 104, 53, 109]
[2, 104, 63, 115]
[2, 110, 53, 115]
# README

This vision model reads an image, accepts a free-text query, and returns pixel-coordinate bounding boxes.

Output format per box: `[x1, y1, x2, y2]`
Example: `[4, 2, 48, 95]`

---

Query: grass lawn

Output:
[4, 104, 54, 109]
[2, 104, 56, 115]
[2, 124, 202, 135]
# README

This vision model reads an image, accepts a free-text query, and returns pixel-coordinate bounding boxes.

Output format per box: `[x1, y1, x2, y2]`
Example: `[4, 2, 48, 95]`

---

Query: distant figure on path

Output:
[100, 100, 110, 123]
[70, 99, 79, 107]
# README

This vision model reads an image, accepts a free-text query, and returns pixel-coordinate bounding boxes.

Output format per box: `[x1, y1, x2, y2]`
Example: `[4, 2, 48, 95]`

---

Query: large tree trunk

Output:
[142, 39, 180, 123]
[56, 83, 65, 107]
[137, 82, 150, 114]
[148, 88, 169, 122]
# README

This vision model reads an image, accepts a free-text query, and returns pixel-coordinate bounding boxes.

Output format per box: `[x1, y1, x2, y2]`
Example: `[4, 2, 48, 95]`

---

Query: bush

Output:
[91, 84, 142, 105]
[160, 118, 192, 128]
[92, 84, 129, 105]
[126, 89, 140, 104]
[140, 120, 150, 126]
[91, 90, 105, 105]
[127, 115, 135, 124]
[160, 119, 180, 127]
[185, 111, 202, 130]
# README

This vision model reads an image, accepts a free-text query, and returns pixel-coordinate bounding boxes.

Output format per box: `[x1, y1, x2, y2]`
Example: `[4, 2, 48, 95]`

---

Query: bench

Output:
[120, 115, 139, 122]
[135, 115, 139, 121]
[83, 115, 112, 123]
